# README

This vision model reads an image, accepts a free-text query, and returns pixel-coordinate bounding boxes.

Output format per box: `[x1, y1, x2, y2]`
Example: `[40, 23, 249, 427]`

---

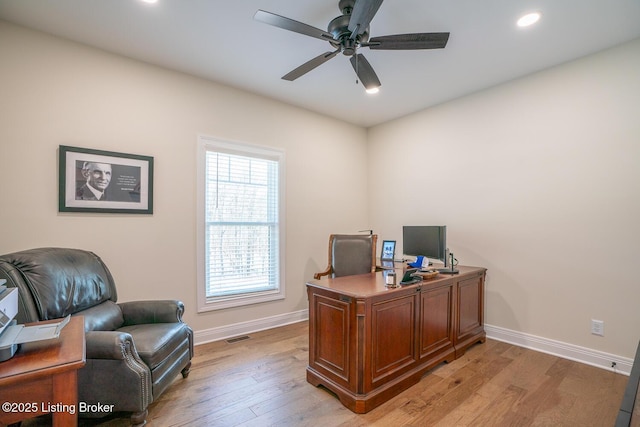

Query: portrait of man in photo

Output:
[60, 145, 152, 214]
[75, 161, 112, 201]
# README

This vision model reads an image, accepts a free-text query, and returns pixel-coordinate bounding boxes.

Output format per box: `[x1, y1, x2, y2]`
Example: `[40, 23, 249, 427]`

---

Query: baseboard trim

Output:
[194, 315, 633, 376]
[486, 324, 633, 376]
[194, 309, 309, 345]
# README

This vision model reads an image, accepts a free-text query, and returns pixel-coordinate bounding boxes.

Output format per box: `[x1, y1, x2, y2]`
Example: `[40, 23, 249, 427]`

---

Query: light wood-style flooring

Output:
[22, 321, 628, 426]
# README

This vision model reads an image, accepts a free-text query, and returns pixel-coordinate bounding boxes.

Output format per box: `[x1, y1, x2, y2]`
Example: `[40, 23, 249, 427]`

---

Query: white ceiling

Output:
[1, 0, 639, 127]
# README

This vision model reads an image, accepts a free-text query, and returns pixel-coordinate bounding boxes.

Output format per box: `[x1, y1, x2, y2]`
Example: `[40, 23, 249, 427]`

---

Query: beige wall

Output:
[0, 21, 369, 334]
[367, 38, 640, 358]
[2, 19, 639, 360]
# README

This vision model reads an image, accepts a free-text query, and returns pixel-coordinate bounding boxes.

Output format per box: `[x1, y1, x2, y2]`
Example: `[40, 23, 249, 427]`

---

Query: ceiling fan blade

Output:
[349, 54, 381, 90]
[282, 50, 340, 81]
[366, 32, 450, 50]
[254, 10, 335, 42]
[348, 0, 384, 37]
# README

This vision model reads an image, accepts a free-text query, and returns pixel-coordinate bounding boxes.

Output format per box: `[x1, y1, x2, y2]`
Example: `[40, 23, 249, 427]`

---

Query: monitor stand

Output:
[437, 267, 459, 275]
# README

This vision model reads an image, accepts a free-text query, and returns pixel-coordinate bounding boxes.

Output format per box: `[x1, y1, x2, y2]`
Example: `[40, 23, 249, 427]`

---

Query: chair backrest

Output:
[0, 247, 119, 324]
[328, 234, 377, 278]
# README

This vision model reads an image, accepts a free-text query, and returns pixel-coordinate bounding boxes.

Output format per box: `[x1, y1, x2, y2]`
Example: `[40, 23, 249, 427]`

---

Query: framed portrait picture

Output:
[58, 145, 154, 214]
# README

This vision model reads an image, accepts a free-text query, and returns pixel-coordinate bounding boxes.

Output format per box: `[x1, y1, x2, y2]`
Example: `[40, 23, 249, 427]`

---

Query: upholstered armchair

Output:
[0, 248, 193, 427]
[314, 234, 378, 279]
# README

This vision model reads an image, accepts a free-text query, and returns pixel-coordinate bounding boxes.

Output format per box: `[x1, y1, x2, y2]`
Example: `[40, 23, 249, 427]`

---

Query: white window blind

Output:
[197, 137, 284, 311]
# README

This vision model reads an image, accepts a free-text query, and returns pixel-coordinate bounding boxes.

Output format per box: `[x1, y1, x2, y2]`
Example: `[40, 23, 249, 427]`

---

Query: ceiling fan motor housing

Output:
[328, 14, 369, 56]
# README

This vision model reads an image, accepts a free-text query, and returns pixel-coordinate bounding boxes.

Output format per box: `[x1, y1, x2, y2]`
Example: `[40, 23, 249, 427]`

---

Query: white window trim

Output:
[196, 135, 286, 312]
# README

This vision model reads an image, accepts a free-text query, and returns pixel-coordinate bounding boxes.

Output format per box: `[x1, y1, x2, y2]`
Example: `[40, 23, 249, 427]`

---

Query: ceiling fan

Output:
[254, 0, 450, 92]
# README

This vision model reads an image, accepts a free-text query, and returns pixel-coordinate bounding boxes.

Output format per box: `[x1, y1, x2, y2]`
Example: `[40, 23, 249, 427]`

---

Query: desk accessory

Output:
[399, 268, 421, 285]
[381, 240, 396, 262]
[384, 270, 397, 288]
[438, 251, 459, 275]
[417, 270, 439, 280]
[408, 255, 425, 268]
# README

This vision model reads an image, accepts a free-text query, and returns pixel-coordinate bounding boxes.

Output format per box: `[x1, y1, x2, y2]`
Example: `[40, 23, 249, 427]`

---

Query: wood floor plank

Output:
[19, 321, 628, 427]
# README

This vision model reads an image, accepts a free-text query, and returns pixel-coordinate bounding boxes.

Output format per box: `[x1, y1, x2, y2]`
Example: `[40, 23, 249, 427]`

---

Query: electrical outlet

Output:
[591, 319, 604, 336]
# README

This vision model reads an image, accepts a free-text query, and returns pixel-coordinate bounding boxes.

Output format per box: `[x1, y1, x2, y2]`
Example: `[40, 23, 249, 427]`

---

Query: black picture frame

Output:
[58, 145, 154, 214]
[381, 240, 396, 261]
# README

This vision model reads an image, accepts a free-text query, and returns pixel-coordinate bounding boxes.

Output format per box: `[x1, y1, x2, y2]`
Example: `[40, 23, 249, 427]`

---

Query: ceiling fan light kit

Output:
[254, 0, 449, 93]
[517, 12, 541, 27]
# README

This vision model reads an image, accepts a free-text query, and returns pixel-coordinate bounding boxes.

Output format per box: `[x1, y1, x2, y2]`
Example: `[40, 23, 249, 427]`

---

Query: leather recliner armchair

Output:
[0, 247, 193, 427]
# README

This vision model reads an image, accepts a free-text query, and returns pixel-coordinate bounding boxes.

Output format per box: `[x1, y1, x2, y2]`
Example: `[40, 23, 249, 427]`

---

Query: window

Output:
[197, 136, 285, 311]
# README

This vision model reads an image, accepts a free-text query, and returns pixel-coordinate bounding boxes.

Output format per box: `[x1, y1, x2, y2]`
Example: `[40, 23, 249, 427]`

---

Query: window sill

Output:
[197, 289, 285, 312]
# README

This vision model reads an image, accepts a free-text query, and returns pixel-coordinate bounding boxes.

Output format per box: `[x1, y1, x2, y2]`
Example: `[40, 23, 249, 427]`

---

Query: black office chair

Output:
[314, 234, 378, 279]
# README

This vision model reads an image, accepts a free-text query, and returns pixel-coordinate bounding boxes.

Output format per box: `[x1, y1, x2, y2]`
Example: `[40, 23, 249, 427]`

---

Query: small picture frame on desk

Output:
[381, 240, 396, 261]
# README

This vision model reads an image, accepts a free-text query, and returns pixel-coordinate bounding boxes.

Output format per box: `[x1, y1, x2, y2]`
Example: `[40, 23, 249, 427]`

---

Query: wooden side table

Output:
[0, 316, 86, 427]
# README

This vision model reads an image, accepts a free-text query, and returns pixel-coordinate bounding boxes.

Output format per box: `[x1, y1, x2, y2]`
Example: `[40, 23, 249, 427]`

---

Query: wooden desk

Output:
[0, 316, 86, 427]
[306, 266, 486, 413]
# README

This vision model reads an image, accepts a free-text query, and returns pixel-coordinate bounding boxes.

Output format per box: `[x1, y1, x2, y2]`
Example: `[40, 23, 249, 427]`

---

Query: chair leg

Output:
[181, 361, 192, 378]
[131, 409, 148, 427]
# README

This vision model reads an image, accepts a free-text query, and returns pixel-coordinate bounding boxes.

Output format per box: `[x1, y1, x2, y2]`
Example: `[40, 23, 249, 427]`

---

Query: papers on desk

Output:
[0, 315, 71, 347]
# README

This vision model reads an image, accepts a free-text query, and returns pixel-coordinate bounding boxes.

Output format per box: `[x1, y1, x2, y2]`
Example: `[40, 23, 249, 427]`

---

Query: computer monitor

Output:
[402, 225, 448, 267]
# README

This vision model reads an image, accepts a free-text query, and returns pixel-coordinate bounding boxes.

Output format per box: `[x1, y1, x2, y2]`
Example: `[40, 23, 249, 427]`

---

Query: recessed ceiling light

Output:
[517, 12, 541, 27]
[140, 0, 158, 4]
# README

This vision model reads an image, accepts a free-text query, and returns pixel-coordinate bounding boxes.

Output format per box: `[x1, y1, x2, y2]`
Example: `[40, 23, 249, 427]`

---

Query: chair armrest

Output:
[81, 331, 152, 412]
[85, 330, 140, 360]
[119, 300, 185, 326]
[314, 266, 332, 280]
